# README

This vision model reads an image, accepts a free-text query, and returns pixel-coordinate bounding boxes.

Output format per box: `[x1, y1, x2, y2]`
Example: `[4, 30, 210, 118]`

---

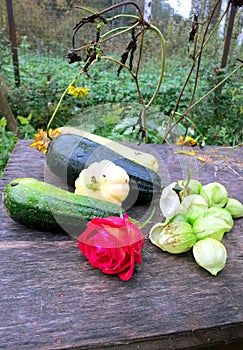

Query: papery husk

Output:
[193, 238, 227, 276]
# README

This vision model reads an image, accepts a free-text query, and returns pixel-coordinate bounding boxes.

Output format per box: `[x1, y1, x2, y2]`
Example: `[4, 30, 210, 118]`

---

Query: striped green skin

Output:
[46, 134, 162, 203]
[3, 178, 124, 237]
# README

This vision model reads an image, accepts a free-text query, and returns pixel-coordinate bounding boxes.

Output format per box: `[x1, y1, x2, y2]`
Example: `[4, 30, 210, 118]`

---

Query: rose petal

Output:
[118, 253, 135, 281]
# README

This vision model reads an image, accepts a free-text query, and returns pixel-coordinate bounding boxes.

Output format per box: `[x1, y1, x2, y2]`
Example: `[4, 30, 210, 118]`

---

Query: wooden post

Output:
[6, 0, 20, 87]
[221, 3, 238, 68]
[0, 81, 21, 137]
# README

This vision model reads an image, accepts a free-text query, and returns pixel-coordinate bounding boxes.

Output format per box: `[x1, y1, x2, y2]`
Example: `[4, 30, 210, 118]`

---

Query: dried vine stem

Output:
[162, 62, 243, 143]
[162, 0, 228, 143]
[72, 1, 146, 52]
[47, 1, 166, 143]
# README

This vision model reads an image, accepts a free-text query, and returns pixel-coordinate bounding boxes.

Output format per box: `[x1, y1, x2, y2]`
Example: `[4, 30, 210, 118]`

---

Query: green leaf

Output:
[0, 117, 7, 128]
[17, 116, 30, 125]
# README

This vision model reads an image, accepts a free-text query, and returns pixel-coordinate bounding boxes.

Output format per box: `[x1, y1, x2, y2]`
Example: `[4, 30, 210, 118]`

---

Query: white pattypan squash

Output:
[75, 160, 130, 206]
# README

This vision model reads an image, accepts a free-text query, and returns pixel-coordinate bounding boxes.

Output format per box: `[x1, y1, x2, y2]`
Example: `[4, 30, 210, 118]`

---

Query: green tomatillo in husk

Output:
[225, 198, 243, 219]
[192, 217, 231, 242]
[205, 207, 234, 229]
[149, 221, 196, 254]
[200, 182, 228, 208]
[178, 194, 209, 224]
[192, 238, 227, 276]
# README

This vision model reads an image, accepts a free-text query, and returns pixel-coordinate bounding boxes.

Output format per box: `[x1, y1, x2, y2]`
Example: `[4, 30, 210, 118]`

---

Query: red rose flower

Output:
[78, 214, 144, 281]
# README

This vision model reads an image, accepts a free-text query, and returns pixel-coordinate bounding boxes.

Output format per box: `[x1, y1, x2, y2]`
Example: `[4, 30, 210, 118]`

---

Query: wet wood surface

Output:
[0, 140, 243, 350]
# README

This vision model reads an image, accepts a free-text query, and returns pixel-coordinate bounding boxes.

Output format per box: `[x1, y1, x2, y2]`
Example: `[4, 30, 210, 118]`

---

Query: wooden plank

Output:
[0, 140, 242, 350]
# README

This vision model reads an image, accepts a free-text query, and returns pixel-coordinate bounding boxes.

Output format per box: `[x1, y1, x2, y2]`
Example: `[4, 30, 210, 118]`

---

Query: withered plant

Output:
[47, 1, 243, 144]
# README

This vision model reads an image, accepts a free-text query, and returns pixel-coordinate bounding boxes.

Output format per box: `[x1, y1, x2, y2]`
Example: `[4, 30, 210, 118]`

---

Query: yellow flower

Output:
[68, 85, 89, 98]
[30, 128, 60, 154]
[176, 135, 197, 147]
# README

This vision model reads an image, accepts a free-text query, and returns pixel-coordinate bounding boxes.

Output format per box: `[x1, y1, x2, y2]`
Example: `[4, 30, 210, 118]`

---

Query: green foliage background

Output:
[0, 0, 243, 177]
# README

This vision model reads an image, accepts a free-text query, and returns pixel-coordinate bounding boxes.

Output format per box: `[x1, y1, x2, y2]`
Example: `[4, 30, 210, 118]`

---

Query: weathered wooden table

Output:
[0, 140, 243, 350]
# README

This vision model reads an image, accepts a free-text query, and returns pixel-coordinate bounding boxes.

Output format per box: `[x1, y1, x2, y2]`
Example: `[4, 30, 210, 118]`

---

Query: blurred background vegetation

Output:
[0, 0, 243, 176]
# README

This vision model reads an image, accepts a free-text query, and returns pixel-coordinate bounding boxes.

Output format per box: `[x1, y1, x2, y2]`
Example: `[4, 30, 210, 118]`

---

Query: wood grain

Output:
[0, 140, 242, 350]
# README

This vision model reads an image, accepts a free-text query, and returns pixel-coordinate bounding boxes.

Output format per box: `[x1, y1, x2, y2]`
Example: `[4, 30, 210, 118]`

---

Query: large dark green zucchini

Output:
[3, 178, 124, 238]
[46, 134, 162, 204]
